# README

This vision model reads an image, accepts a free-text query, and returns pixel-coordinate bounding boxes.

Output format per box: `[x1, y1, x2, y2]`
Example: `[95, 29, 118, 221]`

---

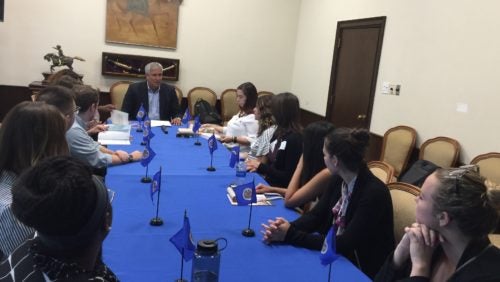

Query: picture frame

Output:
[105, 0, 181, 49]
[102, 52, 180, 81]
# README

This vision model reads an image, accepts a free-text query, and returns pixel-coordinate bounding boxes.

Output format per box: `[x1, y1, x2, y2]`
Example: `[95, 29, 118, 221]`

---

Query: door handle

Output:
[357, 114, 366, 120]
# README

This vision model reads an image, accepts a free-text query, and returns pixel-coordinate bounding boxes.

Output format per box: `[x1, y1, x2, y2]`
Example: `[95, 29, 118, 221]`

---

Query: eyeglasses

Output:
[443, 165, 479, 194]
[66, 106, 80, 116]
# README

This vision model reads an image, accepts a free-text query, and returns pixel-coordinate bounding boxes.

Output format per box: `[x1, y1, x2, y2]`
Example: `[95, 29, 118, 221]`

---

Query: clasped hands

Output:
[393, 223, 443, 277]
[261, 217, 290, 244]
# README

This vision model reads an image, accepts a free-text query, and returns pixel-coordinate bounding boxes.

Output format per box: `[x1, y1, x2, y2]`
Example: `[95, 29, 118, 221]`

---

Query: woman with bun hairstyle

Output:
[375, 167, 500, 281]
[261, 128, 394, 279]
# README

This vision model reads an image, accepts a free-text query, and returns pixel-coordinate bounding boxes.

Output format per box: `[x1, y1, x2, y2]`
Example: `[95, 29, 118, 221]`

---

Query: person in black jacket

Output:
[246, 92, 302, 188]
[261, 128, 394, 278]
[375, 167, 500, 282]
[122, 62, 181, 124]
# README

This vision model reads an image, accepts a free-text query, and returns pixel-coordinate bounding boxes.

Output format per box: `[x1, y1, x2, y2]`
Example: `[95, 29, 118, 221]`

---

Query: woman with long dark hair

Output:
[246, 92, 302, 188]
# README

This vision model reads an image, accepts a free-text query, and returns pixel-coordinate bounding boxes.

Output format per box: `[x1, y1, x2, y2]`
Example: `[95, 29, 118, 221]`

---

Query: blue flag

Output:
[192, 115, 201, 133]
[234, 180, 257, 206]
[208, 134, 218, 155]
[169, 213, 196, 261]
[141, 142, 156, 167]
[150, 169, 161, 203]
[136, 103, 146, 122]
[181, 107, 191, 125]
[229, 146, 240, 168]
[320, 225, 339, 266]
[142, 114, 155, 142]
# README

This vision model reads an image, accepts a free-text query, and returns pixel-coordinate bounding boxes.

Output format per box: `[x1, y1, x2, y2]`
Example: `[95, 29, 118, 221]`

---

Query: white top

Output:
[223, 113, 258, 153]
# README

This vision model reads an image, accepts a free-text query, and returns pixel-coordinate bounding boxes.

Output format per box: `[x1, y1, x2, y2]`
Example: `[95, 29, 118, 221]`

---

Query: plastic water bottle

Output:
[191, 240, 222, 282]
[236, 158, 247, 178]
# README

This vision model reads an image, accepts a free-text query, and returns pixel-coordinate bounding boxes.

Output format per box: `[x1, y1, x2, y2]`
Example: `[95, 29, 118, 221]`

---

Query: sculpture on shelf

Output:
[43, 45, 85, 72]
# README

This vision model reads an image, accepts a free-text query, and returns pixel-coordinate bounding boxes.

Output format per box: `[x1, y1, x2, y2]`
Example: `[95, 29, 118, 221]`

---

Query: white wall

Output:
[0, 0, 300, 95]
[291, 0, 500, 162]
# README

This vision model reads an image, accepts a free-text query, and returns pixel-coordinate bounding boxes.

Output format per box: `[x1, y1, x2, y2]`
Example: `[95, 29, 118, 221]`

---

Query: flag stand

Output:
[175, 248, 187, 282]
[242, 202, 255, 237]
[327, 263, 332, 282]
[194, 134, 201, 146]
[141, 165, 152, 183]
[206, 153, 216, 171]
[150, 167, 163, 226]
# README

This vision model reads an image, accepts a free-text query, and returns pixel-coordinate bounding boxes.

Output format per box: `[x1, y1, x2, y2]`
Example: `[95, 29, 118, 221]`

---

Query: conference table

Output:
[103, 125, 370, 282]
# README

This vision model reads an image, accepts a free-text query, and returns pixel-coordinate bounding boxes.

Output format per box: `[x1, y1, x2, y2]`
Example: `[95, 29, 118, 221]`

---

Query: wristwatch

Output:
[128, 154, 134, 162]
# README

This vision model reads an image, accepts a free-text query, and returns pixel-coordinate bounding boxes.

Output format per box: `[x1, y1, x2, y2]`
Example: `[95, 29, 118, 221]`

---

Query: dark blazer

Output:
[121, 81, 180, 120]
[284, 165, 395, 279]
[257, 131, 302, 188]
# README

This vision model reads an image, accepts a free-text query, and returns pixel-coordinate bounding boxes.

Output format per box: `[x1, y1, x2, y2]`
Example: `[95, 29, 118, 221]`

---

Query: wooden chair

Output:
[419, 136, 460, 168]
[489, 234, 500, 248]
[187, 87, 217, 116]
[257, 91, 274, 97]
[471, 152, 500, 185]
[174, 86, 183, 106]
[220, 89, 239, 123]
[380, 126, 417, 178]
[387, 182, 420, 244]
[109, 81, 133, 110]
[368, 161, 395, 184]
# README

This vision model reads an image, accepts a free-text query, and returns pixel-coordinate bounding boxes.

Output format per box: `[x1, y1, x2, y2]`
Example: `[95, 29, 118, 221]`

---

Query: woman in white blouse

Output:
[200, 82, 258, 153]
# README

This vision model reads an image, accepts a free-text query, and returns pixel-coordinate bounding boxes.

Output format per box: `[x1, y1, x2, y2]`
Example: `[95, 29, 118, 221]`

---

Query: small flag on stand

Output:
[150, 169, 161, 203]
[137, 104, 146, 121]
[208, 134, 218, 154]
[170, 211, 196, 261]
[234, 180, 257, 206]
[192, 115, 201, 133]
[320, 225, 339, 266]
[141, 142, 156, 167]
[229, 146, 240, 168]
[142, 114, 155, 143]
[181, 107, 191, 125]
[136, 104, 145, 132]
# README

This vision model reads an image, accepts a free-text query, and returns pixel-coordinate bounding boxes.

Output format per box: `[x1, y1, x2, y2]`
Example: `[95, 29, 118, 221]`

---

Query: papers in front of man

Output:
[98, 124, 131, 145]
[226, 186, 273, 206]
[110, 110, 129, 125]
[151, 120, 172, 127]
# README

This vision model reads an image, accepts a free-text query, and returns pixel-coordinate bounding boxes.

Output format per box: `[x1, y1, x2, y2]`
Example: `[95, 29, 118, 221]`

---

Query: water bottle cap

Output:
[197, 239, 218, 255]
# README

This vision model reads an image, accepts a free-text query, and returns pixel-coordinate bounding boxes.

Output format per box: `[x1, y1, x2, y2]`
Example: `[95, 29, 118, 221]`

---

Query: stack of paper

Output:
[98, 124, 131, 145]
[226, 186, 272, 206]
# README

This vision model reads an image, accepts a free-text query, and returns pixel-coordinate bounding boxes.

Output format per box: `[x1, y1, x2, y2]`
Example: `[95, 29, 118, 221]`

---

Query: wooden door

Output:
[326, 17, 386, 129]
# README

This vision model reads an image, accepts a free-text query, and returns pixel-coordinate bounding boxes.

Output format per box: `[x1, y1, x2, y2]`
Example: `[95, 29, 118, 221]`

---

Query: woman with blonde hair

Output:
[375, 167, 500, 281]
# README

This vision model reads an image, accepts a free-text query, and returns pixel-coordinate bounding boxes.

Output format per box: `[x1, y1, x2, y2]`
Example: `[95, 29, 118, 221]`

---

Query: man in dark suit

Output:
[122, 62, 182, 125]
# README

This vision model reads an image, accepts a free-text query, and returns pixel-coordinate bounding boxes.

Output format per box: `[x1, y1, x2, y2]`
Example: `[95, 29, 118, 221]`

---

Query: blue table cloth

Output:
[103, 126, 370, 282]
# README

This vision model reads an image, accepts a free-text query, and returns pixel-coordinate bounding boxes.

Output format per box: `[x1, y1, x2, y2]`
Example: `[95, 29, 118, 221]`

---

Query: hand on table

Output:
[171, 117, 182, 126]
[256, 183, 272, 194]
[261, 217, 290, 244]
[246, 159, 260, 172]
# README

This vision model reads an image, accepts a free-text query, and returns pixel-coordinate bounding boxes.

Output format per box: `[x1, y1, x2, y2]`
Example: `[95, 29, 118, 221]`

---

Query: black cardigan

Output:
[257, 131, 302, 188]
[284, 165, 395, 278]
[374, 237, 500, 282]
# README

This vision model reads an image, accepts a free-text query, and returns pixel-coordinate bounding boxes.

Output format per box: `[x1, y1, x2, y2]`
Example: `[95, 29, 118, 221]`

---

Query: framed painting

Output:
[105, 0, 181, 49]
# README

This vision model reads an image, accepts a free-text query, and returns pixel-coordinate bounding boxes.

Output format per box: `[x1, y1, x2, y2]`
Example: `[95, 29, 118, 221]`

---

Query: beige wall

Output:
[1, 0, 499, 162]
[291, 0, 500, 162]
[0, 0, 300, 95]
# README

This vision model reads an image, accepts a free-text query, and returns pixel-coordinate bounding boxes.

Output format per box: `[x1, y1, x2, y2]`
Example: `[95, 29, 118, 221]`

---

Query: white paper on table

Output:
[98, 124, 131, 145]
[110, 110, 130, 125]
[200, 132, 221, 140]
[151, 120, 172, 127]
